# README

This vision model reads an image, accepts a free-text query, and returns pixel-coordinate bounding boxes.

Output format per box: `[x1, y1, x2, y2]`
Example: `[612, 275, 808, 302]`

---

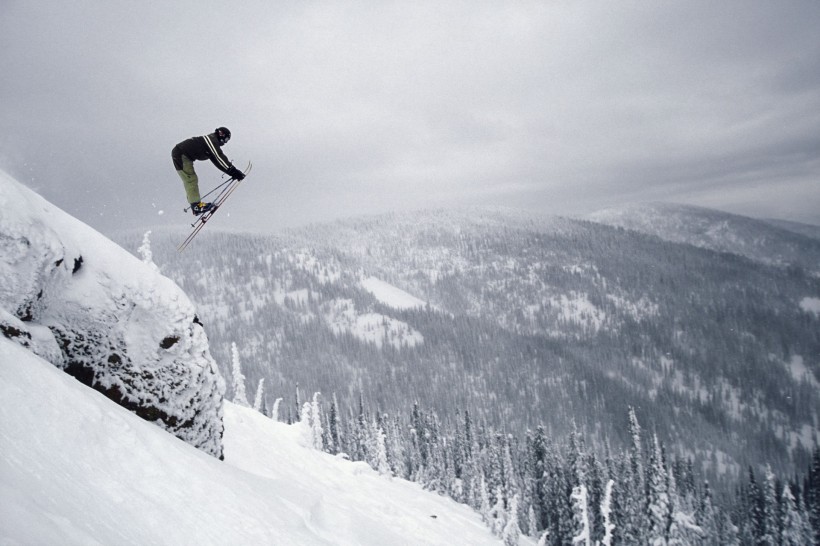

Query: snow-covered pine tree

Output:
[479, 473, 492, 526]
[230, 342, 250, 407]
[795, 480, 817, 546]
[490, 485, 507, 537]
[570, 484, 591, 546]
[647, 433, 671, 545]
[502, 435, 518, 505]
[780, 484, 814, 546]
[623, 407, 646, 543]
[137, 230, 158, 270]
[310, 392, 324, 450]
[270, 397, 282, 421]
[502, 494, 522, 546]
[666, 462, 702, 545]
[528, 426, 550, 535]
[761, 465, 779, 546]
[527, 504, 539, 540]
[294, 382, 301, 421]
[353, 393, 370, 463]
[374, 422, 391, 477]
[697, 481, 719, 545]
[719, 512, 741, 546]
[328, 393, 342, 455]
[253, 378, 265, 413]
[809, 448, 820, 545]
[600, 479, 615, 546]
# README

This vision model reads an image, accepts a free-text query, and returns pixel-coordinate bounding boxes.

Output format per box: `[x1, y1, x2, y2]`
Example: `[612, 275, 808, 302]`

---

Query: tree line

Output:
[235, 356, 819, 545]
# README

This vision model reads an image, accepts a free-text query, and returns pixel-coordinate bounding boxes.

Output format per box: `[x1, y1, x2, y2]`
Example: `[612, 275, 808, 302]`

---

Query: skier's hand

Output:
[228, 167, 245, 180]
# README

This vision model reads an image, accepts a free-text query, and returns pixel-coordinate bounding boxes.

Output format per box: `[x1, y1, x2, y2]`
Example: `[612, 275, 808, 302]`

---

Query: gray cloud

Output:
[1, 0, 818, 235]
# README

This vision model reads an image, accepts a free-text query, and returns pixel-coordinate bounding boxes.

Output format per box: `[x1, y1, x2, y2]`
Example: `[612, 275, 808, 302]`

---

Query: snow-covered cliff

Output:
[0, 171, 225, 458]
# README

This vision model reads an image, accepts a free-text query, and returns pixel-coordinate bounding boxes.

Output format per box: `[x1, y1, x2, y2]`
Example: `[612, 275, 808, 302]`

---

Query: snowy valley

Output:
[115, 208, 820, 484]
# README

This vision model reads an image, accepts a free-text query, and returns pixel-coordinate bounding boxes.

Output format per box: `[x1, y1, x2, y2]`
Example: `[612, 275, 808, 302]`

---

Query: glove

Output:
[227, 166, 245, 180]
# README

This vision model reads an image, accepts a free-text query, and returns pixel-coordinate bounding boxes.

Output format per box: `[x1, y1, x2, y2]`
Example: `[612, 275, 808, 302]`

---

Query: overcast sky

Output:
[2, 1, 819, 235]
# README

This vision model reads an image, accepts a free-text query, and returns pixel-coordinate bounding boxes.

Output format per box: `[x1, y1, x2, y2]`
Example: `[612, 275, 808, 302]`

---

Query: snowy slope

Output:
[0, 170, 224, 457]
[361, 276, 428, 310]
[0, 338, 506, 546]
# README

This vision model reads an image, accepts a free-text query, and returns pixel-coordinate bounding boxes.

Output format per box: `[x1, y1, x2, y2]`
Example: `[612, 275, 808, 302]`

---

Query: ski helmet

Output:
[215, 127, 231, 145]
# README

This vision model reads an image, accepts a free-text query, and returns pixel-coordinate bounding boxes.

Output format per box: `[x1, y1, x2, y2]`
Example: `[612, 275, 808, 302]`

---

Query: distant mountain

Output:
[763, 218, 820, 241]
[116, 206, 820, 481]
[587, 202, 820, 275]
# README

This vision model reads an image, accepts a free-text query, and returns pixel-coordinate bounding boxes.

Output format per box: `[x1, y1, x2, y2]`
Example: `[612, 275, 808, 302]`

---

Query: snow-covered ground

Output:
[360, 277, 427, 310]
[0, 337, 505, 545]
[322, 298, 424, 349]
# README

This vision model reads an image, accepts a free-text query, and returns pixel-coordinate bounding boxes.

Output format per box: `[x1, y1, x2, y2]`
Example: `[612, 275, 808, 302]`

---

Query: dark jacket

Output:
[172, 133, 235, 174]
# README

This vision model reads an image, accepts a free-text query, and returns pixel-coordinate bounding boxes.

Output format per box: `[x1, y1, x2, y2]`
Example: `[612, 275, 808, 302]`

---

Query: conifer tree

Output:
[761, 465, 779, 546]
[294, 382, 301, 421]
[780, 484, 813, 546]
[527, 504, 539, 539]
[353, 393, 370, 463]
[571, 484, 591, 546]
[230, 342, 249, 407]
[529, 426, 550, 532]
[600, 479, 615, 546]
[720, 512, 741, 546]
[374, 423, 391, 476]
[478, 473, 492, 527]
[271, 397, 282, 421]
[623, 407, 646, 542]
[310, 392, 324, 450]
[697, 481, 719, 545]
[647, 434, 670, 545]
[327, 394, 341, 455]
[490, 485, 507, 537]
[666, 463, 702, 545]
[502, 494, 522, 546]
[809, 448, 820, 544]
[253, 378, 265, 413]
[746, 466, 765, 543]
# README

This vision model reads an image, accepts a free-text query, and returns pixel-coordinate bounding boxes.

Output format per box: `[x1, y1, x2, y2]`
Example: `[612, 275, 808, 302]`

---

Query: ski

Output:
[177, 161, 252, 252]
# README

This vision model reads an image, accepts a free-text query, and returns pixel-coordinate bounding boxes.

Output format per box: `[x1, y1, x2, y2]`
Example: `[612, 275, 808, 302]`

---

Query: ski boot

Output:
[191, 202, 216, 216]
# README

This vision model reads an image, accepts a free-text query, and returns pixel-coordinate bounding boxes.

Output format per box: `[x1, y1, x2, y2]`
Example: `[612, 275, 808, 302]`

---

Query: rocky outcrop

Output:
[0, 172, 225, 458]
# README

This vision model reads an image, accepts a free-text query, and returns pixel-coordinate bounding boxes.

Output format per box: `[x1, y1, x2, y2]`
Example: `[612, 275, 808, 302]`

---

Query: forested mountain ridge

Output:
[588, 202, 820, 274]
[116, 205, 820, 482]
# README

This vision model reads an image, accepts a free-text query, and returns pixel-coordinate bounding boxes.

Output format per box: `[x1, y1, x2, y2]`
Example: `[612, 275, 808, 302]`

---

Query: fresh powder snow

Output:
[0, 339, 507, 545]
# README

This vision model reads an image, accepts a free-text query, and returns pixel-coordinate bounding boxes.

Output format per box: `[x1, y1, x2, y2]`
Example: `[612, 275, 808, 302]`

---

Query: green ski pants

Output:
[175, 155, 201, 204]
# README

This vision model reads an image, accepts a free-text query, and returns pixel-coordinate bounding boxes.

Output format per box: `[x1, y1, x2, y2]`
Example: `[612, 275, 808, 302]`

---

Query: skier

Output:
[172, 127, 245, 215]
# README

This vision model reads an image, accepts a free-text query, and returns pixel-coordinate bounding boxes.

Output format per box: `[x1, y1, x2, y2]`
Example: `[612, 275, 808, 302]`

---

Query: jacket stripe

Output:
[203, 135, 230, 171]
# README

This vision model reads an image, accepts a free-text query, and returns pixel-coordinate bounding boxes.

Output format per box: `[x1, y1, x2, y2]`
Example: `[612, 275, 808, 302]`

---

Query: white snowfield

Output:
[0, 320, 504, 546]
[360, 276, 428, 310]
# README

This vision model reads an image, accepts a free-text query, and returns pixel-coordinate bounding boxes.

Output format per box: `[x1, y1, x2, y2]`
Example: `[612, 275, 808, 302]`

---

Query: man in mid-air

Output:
[171, 127, 245, 215]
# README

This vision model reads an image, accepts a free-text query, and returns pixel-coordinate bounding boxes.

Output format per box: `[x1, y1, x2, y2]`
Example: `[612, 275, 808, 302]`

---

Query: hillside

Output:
[0, 337, 507, 545]
[116, 207, 820, 481]
[587, 202, 820, 275]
